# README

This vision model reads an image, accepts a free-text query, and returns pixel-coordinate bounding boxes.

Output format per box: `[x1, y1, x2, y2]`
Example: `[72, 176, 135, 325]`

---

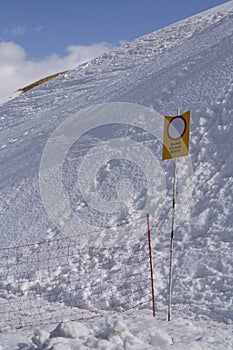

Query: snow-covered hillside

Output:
[0, 1, 233, 349]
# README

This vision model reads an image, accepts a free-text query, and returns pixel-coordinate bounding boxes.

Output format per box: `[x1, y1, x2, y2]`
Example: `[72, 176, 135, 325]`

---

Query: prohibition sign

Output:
[167, 116, 187, 140]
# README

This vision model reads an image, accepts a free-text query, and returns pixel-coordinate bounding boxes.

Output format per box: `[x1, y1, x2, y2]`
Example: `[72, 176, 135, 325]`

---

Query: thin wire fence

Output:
[0, 215, 155, 333]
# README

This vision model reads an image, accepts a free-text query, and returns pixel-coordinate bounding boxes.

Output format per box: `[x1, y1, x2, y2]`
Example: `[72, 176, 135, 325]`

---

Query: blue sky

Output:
[0, 0, 230, 103]
[0, 0, 229, 59]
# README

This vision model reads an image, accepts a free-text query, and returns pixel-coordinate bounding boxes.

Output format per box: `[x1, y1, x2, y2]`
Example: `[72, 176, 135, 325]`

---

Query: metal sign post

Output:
[162, 107, 190, 321]
[168, 156, 177, 321]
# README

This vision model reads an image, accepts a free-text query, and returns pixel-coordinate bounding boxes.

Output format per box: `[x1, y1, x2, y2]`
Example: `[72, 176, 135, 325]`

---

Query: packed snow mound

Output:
[2, 313, 230, 350]
[0, 1, 233, 349]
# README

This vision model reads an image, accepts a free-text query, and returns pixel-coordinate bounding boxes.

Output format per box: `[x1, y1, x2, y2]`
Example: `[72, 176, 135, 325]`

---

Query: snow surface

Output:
[0, 1, 233, 349]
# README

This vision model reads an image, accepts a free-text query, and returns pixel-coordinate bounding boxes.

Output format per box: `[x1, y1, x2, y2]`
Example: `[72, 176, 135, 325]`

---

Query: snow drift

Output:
[0, 1, 233, 349]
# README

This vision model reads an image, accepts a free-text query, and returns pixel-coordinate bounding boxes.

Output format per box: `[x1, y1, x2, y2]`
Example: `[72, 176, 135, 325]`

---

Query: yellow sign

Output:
[162, 110, 190, 160]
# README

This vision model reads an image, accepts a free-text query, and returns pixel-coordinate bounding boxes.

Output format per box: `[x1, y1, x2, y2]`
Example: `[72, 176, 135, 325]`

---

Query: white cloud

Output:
[0, 41, 115, 105]
[35, 25, 43, 34]
[3, 25, 27, 37]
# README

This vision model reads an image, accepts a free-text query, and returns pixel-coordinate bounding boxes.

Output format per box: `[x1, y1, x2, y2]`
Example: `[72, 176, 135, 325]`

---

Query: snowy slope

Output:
[0, 1, 233, 349]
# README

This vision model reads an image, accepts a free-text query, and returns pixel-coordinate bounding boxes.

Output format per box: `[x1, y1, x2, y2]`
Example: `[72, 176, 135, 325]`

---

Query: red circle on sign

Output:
[167, 116, 187, 140]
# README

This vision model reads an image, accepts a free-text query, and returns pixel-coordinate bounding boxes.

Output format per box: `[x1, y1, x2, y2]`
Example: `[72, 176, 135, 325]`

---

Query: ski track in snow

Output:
[0, 1, 233, 349]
